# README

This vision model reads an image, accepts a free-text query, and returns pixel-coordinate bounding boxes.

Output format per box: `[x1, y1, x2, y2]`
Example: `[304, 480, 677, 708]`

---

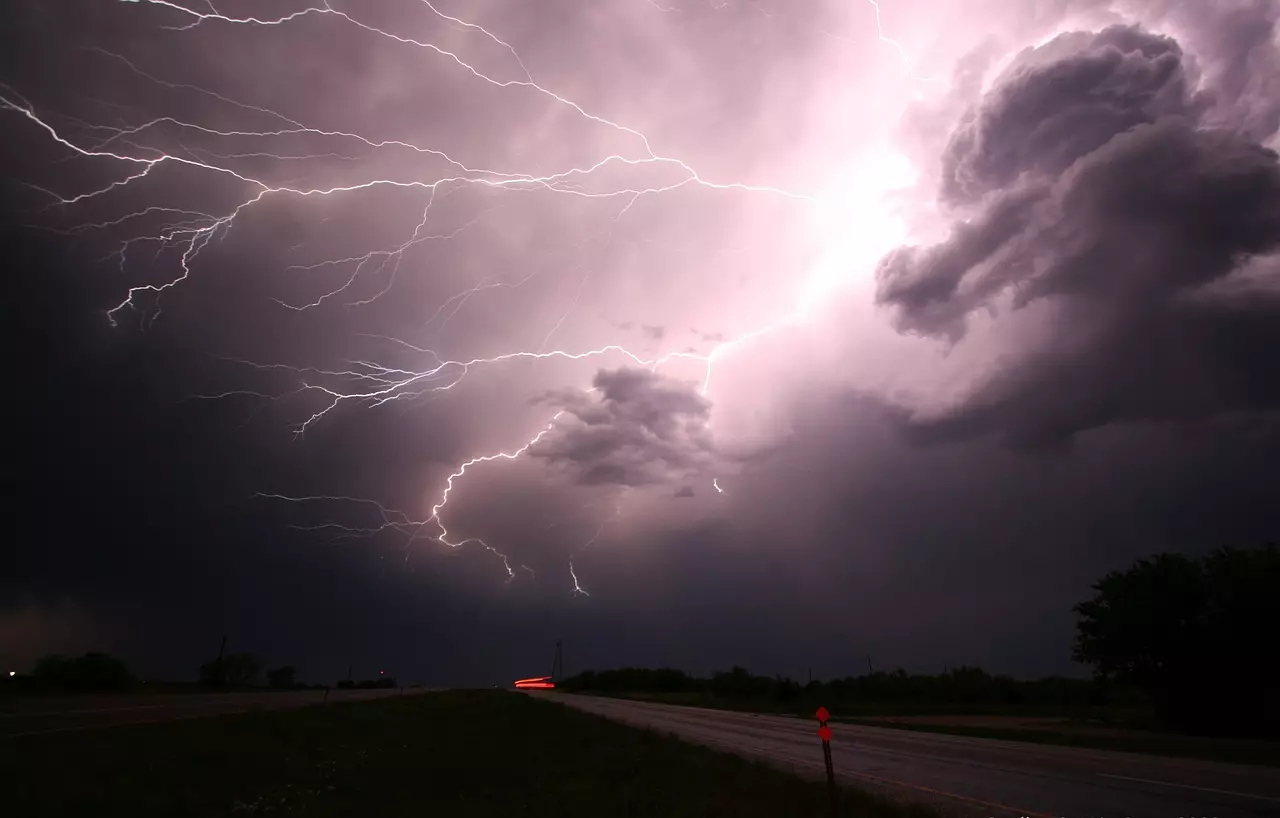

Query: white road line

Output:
[1098, 773, 1280, 802]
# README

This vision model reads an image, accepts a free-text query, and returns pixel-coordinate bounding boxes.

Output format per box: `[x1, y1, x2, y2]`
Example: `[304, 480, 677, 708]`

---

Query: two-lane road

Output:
[541, 693, 1280, 818]
[1, 688, 415, 737]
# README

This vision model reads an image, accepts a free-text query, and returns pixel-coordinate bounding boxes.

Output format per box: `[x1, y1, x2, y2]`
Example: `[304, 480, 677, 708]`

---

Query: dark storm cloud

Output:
[1073, 0, 1280, 143]
[939, 25, 1196, 204]
[528, 367, 717, 487]
[874, 184, 1050, 340]
[877, 24, 1280, 445]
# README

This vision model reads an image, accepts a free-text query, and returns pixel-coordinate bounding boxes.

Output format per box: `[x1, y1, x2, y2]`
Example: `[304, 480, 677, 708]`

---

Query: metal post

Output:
[823, 740, 836, 812]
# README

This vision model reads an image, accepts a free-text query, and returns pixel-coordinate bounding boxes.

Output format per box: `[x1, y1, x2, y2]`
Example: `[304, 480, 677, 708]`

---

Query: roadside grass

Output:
[590, 691, 1280, 768]
[2, 690, 936, 818]
[836, 718, 1280, 768]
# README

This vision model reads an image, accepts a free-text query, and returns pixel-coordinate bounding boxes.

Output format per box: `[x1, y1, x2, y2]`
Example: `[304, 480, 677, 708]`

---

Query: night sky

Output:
[4, 0, 1279, 687]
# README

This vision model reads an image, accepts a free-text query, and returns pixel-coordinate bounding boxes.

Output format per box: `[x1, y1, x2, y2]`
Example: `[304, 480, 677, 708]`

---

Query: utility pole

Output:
[551, 639, 564, 682]
[213, 635, 227, 688]
[867, 655, 873, 675]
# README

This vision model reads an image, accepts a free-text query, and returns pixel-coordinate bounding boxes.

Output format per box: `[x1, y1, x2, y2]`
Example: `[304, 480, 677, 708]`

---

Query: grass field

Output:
[595, 692, 1280, 768]
[1, 690, 934, 818]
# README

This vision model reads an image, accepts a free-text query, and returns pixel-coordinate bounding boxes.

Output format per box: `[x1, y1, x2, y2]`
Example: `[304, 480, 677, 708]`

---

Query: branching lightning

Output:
[4, 0, 926, 593]
[568, 497, 627, 597]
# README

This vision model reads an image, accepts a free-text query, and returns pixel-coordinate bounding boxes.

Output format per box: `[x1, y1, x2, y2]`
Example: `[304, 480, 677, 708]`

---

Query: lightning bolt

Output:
[861, 0, 941, 83]
[4, 0, 927, 588]
[568, 496, 627, 597]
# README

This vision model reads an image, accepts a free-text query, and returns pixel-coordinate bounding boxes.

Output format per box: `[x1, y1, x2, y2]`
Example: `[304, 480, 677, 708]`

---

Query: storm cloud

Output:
[877, 23, 1280, 445]
[529, 368, 717, 487]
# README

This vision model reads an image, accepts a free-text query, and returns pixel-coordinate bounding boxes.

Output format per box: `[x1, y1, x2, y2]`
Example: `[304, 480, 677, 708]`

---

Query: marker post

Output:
[816, 706, 837, 815]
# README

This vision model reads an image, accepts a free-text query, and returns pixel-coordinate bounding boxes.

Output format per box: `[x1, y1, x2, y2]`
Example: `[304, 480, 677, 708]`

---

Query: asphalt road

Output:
[1, 688, 414, 737]
[541, 693, 1280, 818]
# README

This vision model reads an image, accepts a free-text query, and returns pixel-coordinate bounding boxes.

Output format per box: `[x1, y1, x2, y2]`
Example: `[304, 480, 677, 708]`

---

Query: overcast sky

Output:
[4, 0, 1278, 686]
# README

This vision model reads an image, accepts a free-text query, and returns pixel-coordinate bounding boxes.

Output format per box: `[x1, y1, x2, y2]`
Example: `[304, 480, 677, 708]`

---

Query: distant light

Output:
[8, 671, 14, 677]
[513, 675, 556, 689]
[379, 670, 385, 675]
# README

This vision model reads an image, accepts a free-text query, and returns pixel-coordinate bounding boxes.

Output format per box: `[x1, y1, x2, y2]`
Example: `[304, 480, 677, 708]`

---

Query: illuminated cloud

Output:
[529, 368, 717, 487]
[939, 26, 1194, 205]
[877, 23, 1280, 445]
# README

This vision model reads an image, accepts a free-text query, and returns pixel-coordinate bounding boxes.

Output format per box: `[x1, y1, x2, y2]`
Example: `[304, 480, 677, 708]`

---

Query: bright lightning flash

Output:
[3, 0, 925, 595]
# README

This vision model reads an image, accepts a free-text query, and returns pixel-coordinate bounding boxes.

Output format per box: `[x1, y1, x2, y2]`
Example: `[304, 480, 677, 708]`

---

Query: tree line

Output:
[3, 651, 395, 692]
[563, 545, 1280, 738]
[560, 665, 1143, 710]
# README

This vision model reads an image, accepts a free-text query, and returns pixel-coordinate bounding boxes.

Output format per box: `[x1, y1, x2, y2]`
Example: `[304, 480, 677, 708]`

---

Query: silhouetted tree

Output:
[1074, 545, 1280, 736]
[355, 676, 396, 689]
[266, 665, 297, 688]
[31, 652, 134, 691]
[772, 675, 801, 702]
[200, 651, 261, 688]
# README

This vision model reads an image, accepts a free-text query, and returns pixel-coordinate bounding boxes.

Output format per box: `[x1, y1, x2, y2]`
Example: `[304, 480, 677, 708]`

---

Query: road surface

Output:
[1, 688, 415, 737]
[540, 693, 1280, 818]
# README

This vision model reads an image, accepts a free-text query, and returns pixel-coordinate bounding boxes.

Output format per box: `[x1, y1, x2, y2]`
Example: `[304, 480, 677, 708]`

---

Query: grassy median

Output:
[2, 690, 933, 818]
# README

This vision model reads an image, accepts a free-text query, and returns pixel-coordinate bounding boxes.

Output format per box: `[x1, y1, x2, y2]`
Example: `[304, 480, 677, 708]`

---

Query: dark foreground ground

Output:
[1, 690, 929, 818]
[0, 688, 412, 737]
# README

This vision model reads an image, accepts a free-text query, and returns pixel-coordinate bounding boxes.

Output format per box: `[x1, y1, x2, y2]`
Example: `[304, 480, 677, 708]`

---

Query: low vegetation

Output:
[3, 691, 931, 818]
[561, 665, 1146, 718]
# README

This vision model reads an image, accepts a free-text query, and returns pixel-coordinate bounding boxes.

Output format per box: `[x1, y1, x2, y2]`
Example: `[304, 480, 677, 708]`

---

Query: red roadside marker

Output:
[815, 705, 836, 815]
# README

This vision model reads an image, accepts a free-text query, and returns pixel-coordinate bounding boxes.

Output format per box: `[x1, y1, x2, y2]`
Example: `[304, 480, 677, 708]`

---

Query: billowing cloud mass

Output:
[4, 0, 1280, 684]
[877, 22, 1280, 445]
[529, 368, 717, 487]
